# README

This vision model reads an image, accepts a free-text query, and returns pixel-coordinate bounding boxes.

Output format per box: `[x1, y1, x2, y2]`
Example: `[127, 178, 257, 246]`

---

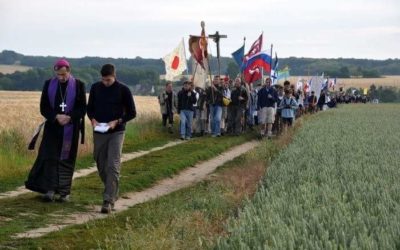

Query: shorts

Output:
[258, 107, 275, 124]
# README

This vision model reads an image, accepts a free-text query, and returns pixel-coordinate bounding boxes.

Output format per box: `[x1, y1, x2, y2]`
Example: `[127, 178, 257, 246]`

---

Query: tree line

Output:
[0, 50, 399, 93]
[0, 66, 159, 93]
[368, 84, 400, 103]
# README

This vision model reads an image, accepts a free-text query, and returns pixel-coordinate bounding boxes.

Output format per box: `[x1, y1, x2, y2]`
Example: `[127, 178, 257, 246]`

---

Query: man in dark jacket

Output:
[308, 91, 318, 113]
[193, 86, 207, 136]
[228, 78, 248, 135]
[158, 82, 178, 133]
[87, 64, 136, 213]
[178, 81, 197, 140]
[317, 91, 326, 111]
[257, 77, 278, 139]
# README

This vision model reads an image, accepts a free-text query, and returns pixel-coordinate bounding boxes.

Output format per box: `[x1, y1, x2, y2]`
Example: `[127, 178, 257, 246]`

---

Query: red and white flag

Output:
[242, 33, 264, 83]
[244, 33, 263, 62]
[163, 39, 187, 81]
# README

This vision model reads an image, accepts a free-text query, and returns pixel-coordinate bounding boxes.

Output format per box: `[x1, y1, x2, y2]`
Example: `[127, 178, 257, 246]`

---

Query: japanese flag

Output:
[163, 39, 187, 81]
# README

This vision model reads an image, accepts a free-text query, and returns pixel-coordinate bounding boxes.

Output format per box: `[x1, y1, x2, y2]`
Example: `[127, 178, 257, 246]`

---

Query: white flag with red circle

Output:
[163, 39, 187, 81]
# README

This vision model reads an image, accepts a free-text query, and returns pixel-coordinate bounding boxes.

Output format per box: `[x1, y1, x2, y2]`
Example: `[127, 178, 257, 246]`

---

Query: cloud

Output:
[0, 0, 399, 59]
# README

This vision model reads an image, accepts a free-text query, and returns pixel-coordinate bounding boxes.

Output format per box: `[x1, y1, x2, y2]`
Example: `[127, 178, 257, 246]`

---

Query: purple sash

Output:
[48, 76, 76, 160]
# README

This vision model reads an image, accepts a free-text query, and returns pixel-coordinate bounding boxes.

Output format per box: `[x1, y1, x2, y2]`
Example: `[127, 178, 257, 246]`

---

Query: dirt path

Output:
[0, 140, 186, 200]
[13, 140, 260, 239]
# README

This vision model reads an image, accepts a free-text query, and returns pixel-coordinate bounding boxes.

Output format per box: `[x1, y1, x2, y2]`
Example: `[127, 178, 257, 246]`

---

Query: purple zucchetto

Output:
[54, 59, 70, 71]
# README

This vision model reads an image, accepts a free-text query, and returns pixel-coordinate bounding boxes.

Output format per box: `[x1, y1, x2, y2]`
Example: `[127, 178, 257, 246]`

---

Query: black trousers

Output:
[228, 105, 243, 134]
[162, 111, 174, 127]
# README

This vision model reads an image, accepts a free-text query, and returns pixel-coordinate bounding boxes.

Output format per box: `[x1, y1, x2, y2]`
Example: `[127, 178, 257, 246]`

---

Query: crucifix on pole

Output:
[209, 31, 227, 76]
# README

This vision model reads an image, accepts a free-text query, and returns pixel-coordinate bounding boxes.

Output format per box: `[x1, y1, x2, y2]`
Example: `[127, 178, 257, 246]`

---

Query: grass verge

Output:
[0, 132, 256, 247]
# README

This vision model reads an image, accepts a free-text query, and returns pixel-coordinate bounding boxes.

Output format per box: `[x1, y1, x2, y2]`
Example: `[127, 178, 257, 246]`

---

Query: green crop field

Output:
[1, 100, 399, 249]
[217, 104, 400, 249]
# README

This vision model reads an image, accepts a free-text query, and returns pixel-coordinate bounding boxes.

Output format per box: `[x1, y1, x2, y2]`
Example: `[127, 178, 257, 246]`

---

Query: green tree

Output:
[226, 62, 239, 79]
[339, 66, 350, 78]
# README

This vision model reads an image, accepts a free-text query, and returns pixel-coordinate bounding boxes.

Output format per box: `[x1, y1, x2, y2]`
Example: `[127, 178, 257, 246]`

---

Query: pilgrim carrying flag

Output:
[242, 51, 272, 84]
[189, 23, 208, 69]
[163, 39, 187, 81]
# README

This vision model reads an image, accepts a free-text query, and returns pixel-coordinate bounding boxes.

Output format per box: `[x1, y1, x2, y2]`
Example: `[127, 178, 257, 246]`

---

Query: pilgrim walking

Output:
[87, 64, 136, 213]
[25, 59, 87, 202]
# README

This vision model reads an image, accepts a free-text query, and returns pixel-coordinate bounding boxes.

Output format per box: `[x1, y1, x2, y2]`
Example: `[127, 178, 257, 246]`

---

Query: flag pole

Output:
[182, 37, 189, 77]
[192, 61, 199, 83]
[201, 20, 214, 101]
[240, 36, 246, 80]
[207, 38, 214, 89]
[269, 43, 273, 77]
[260, 31, 264, 84]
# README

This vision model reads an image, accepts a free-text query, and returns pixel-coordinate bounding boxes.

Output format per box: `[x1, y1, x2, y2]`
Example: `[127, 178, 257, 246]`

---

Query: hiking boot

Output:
[101, 201, 112, 214]
[42, 191, 55, 202]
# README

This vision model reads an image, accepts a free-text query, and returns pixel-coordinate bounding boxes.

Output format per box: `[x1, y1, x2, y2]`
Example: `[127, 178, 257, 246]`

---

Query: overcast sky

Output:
[0, 0, 399, 60]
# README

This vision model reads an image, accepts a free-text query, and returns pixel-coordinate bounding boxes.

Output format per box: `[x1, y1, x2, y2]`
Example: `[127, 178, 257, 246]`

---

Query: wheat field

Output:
[0, 91, 160, 142]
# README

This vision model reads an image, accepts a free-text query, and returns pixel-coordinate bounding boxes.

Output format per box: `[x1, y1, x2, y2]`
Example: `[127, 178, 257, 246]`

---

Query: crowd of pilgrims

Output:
[158, 75, 351, 140]
[22, 58, 373, 214]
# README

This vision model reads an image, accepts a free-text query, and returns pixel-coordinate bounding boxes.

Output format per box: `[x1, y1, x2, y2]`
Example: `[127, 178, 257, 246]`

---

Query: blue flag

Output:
[273, 52, 278, 71]
[231, 45, 245, 68]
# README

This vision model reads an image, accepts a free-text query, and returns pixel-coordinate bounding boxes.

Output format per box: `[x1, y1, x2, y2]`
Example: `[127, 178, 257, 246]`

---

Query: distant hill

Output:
[1, 50, 399, 76]
[0, 50, 399, 93]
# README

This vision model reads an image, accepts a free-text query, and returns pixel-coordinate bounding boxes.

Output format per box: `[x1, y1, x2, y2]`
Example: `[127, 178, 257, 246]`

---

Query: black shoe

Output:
[168, 127, 173, 134]
[42, 191, 55, 202]
[180, 137, 185, 140]
[101, 201, 112, 214]
[57, 195, 70, 203]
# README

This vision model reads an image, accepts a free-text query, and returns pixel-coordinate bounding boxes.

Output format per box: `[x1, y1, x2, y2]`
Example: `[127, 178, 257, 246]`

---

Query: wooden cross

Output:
[59, 102, 67, 112]
[209, 31, 227, 76]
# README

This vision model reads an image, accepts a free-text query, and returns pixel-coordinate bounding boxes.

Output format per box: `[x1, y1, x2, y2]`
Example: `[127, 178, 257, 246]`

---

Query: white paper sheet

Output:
[94, 123, 110, 133]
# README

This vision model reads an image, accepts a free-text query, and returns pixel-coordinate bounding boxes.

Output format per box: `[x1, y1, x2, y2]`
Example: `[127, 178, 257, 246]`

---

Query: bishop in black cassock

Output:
[25, 59, 86, 202]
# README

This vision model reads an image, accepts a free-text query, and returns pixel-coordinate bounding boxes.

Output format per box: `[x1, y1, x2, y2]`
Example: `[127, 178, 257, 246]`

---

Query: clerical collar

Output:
[59, 79, 69, 85]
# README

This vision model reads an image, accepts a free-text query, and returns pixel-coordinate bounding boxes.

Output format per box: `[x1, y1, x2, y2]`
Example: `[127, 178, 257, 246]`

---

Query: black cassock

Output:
[25, 78, 86, 196]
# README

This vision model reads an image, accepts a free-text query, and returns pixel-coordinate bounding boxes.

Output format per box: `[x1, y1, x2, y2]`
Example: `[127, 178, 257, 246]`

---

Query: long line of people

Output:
[158, 76, 334, 140]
